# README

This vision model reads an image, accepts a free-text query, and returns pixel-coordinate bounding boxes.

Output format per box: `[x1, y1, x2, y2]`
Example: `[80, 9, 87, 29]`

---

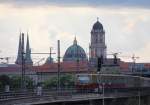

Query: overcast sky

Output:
[0, 0, 150, 64]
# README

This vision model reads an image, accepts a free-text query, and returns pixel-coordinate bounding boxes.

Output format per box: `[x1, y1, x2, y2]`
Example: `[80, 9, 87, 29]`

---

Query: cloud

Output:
[1, 0, 150, 9]
[136, 42, 150, 62]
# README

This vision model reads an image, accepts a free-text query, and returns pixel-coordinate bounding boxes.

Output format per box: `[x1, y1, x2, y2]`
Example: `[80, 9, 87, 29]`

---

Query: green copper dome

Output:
[63, 38, 87, 62]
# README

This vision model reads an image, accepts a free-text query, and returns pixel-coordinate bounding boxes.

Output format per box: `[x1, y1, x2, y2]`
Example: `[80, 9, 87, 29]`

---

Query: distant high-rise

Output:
[89, 18, 107, 66]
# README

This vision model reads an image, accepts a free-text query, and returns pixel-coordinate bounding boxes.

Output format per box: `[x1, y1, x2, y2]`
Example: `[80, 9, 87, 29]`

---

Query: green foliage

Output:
[43, 74, 75, 89]
[10, 76, 34, 89]
[0, 81, 3, 90]
[126, 98, 138, 105]
[10, 76, 21, 89]
[44, 76, 58, 88]
[0, 75, 11, 87]
[25, 77, 34, 89]
[60, 74, 74, 87]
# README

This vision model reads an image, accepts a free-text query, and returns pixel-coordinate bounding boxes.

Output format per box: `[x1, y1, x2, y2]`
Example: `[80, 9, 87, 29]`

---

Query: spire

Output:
[15, 32, 22, 64]
[73, 36, 77, 45]
[26, 33, 29, 53]
[25, 33, 33, 65]
[21, 32, 24, 53]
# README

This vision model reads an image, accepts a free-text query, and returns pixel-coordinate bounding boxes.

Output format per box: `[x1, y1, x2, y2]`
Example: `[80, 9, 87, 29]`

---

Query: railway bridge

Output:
[0, 89, 150, 105]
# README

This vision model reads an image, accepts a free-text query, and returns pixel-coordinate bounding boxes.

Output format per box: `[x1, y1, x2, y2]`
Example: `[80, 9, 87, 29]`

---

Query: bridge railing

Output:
[1, 88, 150, 101]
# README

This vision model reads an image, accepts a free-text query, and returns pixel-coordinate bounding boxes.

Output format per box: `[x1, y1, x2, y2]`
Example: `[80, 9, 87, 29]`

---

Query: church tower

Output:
[15, 32, 24, 65]
[89, 18, 107, 66]
[15, 32, 33, 66]
[25, 33, 33, 65]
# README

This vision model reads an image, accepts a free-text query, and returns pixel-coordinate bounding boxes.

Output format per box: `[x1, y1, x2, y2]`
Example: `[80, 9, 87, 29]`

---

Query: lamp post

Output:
[138, 91, 141, 105]
[21, 36, 26, 90]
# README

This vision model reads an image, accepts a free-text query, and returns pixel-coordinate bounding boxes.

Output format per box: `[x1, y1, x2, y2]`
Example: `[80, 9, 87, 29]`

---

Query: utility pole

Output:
[50, 47, 52, 62]
[57, 40, 61, 91]
[21, 33, 26, 90]
[102, 83, 105, 105]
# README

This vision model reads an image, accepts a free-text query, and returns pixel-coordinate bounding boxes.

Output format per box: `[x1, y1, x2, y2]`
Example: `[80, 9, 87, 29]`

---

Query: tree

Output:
[10, 76, 34, 90]
[10, 76, 21, 89]
[0, 81, 3, 90]
[43, 76, 58, 88]
[0, 75, 10, 86]
[25, 76, 34, 89]
[43, 74, 75, 89]
[60, 74, 74, 87]
[126, 98, 139, 105]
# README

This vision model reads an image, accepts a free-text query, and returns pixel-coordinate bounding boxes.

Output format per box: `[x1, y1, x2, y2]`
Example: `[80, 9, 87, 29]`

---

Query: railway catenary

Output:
[75, 73, 150, 93]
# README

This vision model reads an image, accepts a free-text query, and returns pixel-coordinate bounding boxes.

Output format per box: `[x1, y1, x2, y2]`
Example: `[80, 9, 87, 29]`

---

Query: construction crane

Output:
[115, 53, 140, 72]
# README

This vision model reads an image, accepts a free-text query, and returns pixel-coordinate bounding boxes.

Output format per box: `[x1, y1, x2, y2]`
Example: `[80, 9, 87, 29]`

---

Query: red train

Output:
[75, 73, 150, 92]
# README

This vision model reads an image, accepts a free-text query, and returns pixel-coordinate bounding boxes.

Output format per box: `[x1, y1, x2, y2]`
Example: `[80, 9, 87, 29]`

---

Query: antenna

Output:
[132, 54, 139, 63]
[131, 54, 139, 73]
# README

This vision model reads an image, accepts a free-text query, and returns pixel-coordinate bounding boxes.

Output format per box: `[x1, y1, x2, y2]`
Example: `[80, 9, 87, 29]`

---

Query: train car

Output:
[140, 77, 150, 88]
[75, 73, 150, 93]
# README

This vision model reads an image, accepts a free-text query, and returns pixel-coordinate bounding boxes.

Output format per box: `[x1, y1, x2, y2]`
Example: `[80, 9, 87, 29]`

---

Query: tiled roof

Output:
[33, 61, 89, 73]
[0, 61, 150, 74]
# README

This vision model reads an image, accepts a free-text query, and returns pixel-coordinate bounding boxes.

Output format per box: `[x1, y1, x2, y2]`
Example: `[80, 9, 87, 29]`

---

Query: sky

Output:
[0, 0, 150, 64]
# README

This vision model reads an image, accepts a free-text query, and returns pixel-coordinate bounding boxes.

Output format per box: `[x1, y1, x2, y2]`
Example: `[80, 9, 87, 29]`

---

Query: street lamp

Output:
[138, 89, 141, 105]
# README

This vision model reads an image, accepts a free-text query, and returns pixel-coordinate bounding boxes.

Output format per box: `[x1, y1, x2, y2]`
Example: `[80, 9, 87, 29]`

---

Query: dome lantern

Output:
[73, 36, 77, 45]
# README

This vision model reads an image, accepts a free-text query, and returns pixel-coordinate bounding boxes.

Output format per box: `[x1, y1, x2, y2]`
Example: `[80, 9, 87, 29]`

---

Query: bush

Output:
[44, 77, 58, 88]
[10, 76, 21, 89]
[43, 74, 75, 89]
[10, 76, 34, 90]
[0, 75, 11, 86]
